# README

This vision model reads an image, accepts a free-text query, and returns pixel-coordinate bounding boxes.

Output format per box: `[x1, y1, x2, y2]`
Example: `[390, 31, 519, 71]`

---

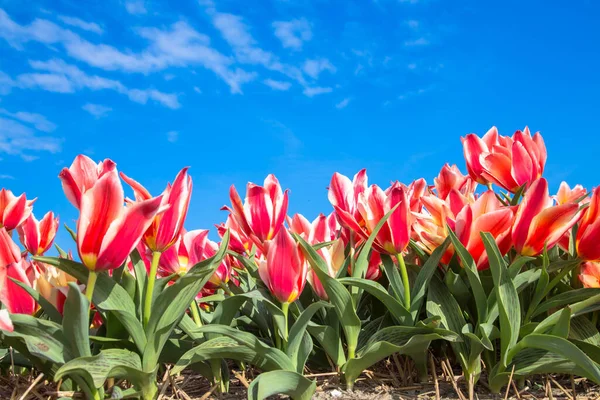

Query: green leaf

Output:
[533, 289, 600, 318]
[9, 277, 62, 323]
[550, 307, 571, 338]
[129, 248, 148, 319]
[142, 231, 229, 371]
[287, 301, 331, 372]
[534, 293, 600, 334]
[34, 256, 147, 354]
[248, 370, 316, 400]
[337, 277, 410, 323]
[55, 349, 153, 389]
[296, 234, 361, 359]
[448, 229, 487, 324]
[381, 253, 405, 304]
[63, 223, 77, 242]
[62, 283, 91, 358]
[343, 326, 458, 384]
[524, 260, 550, 322]
[570, 316, 600, 345]
[410, 238, 451, 321]
[306, 322, 346, 368]
[482, 232, 520, 367]
[2, 313, 70, 364]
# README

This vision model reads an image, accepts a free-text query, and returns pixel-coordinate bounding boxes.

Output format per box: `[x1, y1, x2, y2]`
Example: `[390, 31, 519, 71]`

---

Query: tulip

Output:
[512, 178, 581, 256]
[0, 228, 35, 315]
[308, 238, 345, 300]
[328, 169, 368, 234]
[59, 155, 116, 209]
[454, 191, 514, 270]
[33, 262, 78, 314]
[17, 212, 59, 256]
[216, 215, 252, 254]
[462, 127, 547, 192]
[222, 175, 289, 251]
[0, 189, 35, 231]
[579, 261, 600, 288]
[121, 167, 192, 253]
[259, 228, 307, 304]
[576, 187, 600, 261]
[0, 309, 13, 332]
[554, 182, 588, 205]
[434, 164, 476, 200]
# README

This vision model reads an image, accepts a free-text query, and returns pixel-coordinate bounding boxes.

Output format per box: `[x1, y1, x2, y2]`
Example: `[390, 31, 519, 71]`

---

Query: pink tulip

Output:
[577, 187, 600, 261]
[0, 189, 35, 231]
[328, 169, 368, 231]
[0, 309, 13, 332]
[259, 228, 307, 304]
[216, 215, 252, 254]
[59, 155, 116, 209]
[76, 168, 166, 271]
[462, 127, 547, 192]
[454, 191, 514, 270]
[434, 164, 476, 200]
[512, 178, 581, 256]
[554, 182, 588, 205]
[308, 238, 345, 300]
[579, 261, 600, 288]
[121, 168, 192, 252]
[222, 175, 289, 249]
[17, 212, 59, 256]
[0, 228, 35, 315]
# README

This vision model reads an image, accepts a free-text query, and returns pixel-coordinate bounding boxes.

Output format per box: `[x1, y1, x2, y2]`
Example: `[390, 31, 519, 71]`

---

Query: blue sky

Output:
[1, 0, 599, 248]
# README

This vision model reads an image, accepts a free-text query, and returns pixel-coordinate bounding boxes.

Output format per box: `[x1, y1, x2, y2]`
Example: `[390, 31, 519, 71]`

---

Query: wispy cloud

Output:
[0, 174, 14, 180]
[82, 103, 112, 118]
[405, 19, 420, 30]
[3, 59, 180, 109]
[404, 37, 429, 46]
[57, 15, 103, 34]
[303, 86, 332, 97]
[262, 119, 302, 155]
[335, 98, 351, 109]
[0, 116, 62, 158]
[272, 18, 312, 50]
[303, 58, 336, 79]
[397, 84, 434, 100]
[125, 0, 147, 15]
[263, 79, 292, 91]
[0, 108, 56, 132]
[167, 131, 179, 142]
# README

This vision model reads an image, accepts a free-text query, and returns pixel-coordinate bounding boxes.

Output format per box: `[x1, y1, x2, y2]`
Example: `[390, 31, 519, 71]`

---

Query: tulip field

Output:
[3, 126, 600, 399]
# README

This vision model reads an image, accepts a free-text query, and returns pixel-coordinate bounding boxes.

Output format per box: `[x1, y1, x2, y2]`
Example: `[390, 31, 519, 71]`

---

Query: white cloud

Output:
[167, 131, 179, 142]
[0, 117, 62, 157]
[272, 18, 312, 50]
[404, 37, 430, 46]
[3, 59, 180, 109]
[303, 58, 336, 79]
[407, 63, 417, 70]
[405, 20, 420, 30]
[263, 79, 291, 91]
[335, 98, 351, 109]
[57, 15, 103, 34]
[0, 9, 255, 94]
[125, 0, 147, 15]
[0, 174, 14, 180]
[0, 108, 56, 132]
[303, 86, 332, 97]
[82, 103, 112, 118]
[193, 86, 202, 93]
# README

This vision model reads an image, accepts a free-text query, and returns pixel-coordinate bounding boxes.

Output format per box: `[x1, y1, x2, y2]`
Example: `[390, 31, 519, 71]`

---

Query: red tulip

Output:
[0, 228, 35, 314]
[59, 155, 116, 209]
[77, 168, 166, 271]
[579, 261, 600, 288]
[328, 169, 368, 228]
[0, 189, 35, 231]
[17, 212, 59, 256]
[0, 309, 13, 332]
[121, 168, 192, 252]
[512, 178, 581, 256]
[462, 127, 547, 192]
[222, 174, 289, 249]
[259, 228, 307, 304]
[216, 215, 252, 254]
[288, 213, 312, 239]
[576, 187, 600, 261]
[454, 191, 514, 270]
[356, 183, 411, 256]
[434, 164, 476, 200]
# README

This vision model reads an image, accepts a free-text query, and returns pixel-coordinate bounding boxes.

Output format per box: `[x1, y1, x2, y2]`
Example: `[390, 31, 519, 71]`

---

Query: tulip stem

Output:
[219, 282, 234, 296]
[143, 251, 162, 328]
[190, 300, 203, 327]
[85, 270, 98, 307]
[281, 302, 290, 352]
[396, 253, 411, 310]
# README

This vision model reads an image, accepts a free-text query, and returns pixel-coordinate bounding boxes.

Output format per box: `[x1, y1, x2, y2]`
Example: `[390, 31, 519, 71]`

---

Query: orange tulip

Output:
[0, 189, 35, 231]
[59, 155, 116, 209]
[121, 168, 192, 252]
[579, 261, 600, 288]
[17, 212, 59, 256]
[576, 187, 600, 261]
[512, 178, 581, 256]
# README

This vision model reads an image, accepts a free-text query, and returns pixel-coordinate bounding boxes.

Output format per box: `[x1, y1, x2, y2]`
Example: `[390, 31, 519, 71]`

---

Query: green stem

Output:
[85, 270, 98, 317]
[190, 300, 203, 327]
[143, 251, 162, 328]
[281, 302, 290, 352]
[220, 282, 234, 296]
[396, 253, 411, 310]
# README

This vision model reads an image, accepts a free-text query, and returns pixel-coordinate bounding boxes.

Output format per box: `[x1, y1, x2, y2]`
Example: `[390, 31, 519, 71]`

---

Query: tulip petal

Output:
[155, 168, 192, 251]
[511, 141, 534, 187]
[521, 203, 580, 256]
[512, 178, 549, 253]
[0, 260, 36, 315]
[120, 172, 152, 201]
[0, 309, 13, 332]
